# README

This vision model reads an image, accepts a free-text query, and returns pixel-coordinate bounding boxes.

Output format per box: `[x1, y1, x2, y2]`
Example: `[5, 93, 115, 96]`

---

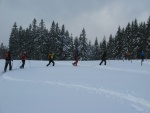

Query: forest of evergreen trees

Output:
[0, 16, 150, 60]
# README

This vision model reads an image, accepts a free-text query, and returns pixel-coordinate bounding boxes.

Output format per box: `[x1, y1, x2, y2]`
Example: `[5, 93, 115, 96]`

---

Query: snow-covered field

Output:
[0, 59, 150, 113]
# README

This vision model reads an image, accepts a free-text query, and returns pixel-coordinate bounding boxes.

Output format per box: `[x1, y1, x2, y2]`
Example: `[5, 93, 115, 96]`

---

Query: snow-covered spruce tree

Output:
[35, 19, 47, 60]
[25, 24, 33, 59]
[79, 28, 88, 60]
[139, 22, 147, 58]
[114, 26, 124, 59]
[49, 21, 57, 55]
[93, 37, 100, 60]
[9, 22, 19, 59]
[74, 36, 79, 51]
[120, 28, 127, 57]
[18, 26, 26, 53]
[124, 23, 132, 55]
[59, 24, 66, 60]
[130, 19, 139, 59]
[30, 18, 38, 60]
[101, 36, 107, 52]
[68, 34, 74, 60]
[54, 23, 62, 60]
[99, 36, 107, 59]
[87, 40, 94, 60]
[107, 34, 115, 59]
[63, 33, 74, 60]
[146, 16, 150, 58]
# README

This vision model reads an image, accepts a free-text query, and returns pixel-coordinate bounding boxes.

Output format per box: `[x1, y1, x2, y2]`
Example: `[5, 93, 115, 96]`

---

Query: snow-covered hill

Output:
[0, 59, 150, 113]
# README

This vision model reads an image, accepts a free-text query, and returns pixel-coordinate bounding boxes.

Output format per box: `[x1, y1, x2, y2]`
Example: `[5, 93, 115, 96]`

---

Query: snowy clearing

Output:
[0, 59, 150, 113]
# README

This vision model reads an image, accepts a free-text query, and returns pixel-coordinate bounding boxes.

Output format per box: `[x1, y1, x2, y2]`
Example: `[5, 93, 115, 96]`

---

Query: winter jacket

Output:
[101, 52, 107, 60]
[20, 53, 26, 60]
[5, 51, 11, 60]
[141, 51, 144, 56]
[48, 53, 54, 60]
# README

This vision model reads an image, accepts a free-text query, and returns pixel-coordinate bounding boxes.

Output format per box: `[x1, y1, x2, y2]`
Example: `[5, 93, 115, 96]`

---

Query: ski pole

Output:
[12, 61, 13, 69]
[15, 61, 21, 69]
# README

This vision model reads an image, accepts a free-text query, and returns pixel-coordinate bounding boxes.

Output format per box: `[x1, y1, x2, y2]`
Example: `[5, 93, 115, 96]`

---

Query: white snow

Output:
[0, 59, 150, 113]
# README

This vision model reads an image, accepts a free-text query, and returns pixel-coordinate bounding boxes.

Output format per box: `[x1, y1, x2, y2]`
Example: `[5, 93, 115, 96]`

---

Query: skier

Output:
[141, 51, 144, 62]
[72, 50, 78, 66]
[47, 52, 55, 66]
[4, 51, 13, 72]
[20, 52, 27, 69]
[99, 51, 107, 65]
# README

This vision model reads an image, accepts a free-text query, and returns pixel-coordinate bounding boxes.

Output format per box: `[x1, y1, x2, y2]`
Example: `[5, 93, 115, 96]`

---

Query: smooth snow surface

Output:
[0, 60, 150, 113]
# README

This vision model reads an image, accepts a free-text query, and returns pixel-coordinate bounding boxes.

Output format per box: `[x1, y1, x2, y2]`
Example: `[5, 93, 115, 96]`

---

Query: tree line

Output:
[0, 16, 150, 60]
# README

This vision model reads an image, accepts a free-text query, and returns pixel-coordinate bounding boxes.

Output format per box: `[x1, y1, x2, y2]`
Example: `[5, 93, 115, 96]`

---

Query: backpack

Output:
[5, 52, 9, 59]
[48, 54, 51, 59]
[51, 53, 54, 59]
[20, 53, 26, 60]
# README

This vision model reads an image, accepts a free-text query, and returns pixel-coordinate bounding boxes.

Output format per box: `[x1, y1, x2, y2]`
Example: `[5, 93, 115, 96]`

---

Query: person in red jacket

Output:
[20, 52, 27, 69]
[72, 50, 78, 66]
[4, 51, 12, 72]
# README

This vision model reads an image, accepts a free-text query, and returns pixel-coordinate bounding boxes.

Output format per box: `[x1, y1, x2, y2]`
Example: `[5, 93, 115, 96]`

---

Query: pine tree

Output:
[36, 19, 47, 60]
[114, 26, 123, 59]
[79, 28, 88, 60]
[131, 19, 139, 58]
[87, 40, 94, 60]
[139, 22, 147, 58]
[18, 26, 25, 52]
[65, 33, 74, 60]
[31, 18, 38, 59]
[93, 37, 99, 60]
[68, 34, 74, 60]
[124, 23, 132, 54]
[107, 34, 115, 59]
[9, 22, 19, 59]
[49, 21, 57, 53]
[25, 24, 33, 59]
[146, 16, 150, 58]
[55, 23, 61, 60]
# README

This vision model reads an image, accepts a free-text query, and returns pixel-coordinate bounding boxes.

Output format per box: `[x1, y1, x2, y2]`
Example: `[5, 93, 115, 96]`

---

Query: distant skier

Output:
[141, 51, 144, 62]
[72, 50, 78, 66]
[20, 52, 27, 69]
[4, 51, 13, 72]
[47, 52, 55, 66]
[99, 51, 107, 65]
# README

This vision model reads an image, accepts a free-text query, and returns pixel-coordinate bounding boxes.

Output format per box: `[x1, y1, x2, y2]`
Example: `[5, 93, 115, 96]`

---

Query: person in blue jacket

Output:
[141, 51, 144, 62]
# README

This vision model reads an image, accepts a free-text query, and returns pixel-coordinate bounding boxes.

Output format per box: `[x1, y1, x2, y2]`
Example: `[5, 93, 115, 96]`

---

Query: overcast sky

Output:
[0, 0, 150, 46]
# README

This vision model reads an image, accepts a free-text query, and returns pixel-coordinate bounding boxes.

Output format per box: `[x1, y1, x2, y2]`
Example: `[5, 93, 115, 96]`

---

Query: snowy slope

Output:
[0, 59, 150, 113]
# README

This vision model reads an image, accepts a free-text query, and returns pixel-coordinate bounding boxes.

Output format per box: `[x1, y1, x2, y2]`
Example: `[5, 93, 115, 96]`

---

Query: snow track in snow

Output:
[2, 75, 150, 109]
[95, 65, 150, 74]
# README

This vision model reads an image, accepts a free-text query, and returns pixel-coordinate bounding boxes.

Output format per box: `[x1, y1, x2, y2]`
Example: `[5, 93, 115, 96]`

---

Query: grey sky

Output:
[0, 0, 150, 46]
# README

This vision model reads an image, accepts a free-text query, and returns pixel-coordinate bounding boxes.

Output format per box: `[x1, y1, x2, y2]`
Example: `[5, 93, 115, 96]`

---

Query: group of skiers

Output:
[3, 50, 145, 72]
[4, 51, 27, 72]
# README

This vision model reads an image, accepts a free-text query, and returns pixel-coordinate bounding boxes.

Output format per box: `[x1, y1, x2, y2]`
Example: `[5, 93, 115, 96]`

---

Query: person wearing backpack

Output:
[72, 50, 78, 66]
[46, 52, 55, 66]
[20, 52, 27, 69]
[99, 51, 107, 65]
[4, 51, 13, 72]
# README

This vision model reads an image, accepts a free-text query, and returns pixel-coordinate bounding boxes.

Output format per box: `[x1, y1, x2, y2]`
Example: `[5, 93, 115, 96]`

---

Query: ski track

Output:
[2, 75, 150, 110]
[95, 66, 150, 74]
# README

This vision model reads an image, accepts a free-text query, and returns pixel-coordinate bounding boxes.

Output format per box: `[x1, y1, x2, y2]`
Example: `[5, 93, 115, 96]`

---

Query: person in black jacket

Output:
[4, 51, 12, 72]
[99, 51, 107, 65]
